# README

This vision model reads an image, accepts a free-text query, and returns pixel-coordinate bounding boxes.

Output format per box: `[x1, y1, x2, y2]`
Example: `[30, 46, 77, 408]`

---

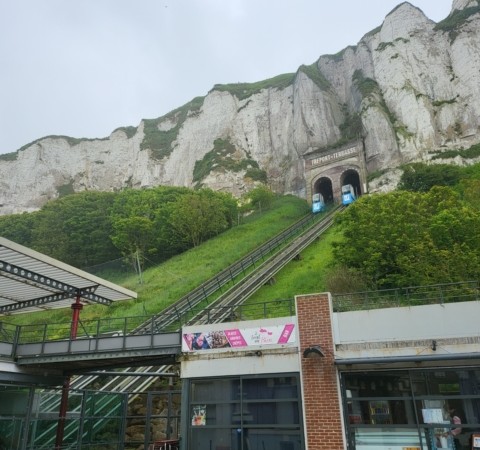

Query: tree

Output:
[245, 185, 275, 212]
[110, 216, 156, 266]
[31, 191, 120, 267]
[168, 190, 232, 247]
[331, 187, 480, 289]
[456, 179, 480, 210]
[110, 186, 190, 264]
[0, 212, 37, 247]
[398, 163, 462, 192]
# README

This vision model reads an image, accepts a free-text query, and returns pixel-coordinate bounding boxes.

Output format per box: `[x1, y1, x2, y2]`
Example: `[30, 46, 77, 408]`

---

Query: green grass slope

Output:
[9, 195, 320, 326]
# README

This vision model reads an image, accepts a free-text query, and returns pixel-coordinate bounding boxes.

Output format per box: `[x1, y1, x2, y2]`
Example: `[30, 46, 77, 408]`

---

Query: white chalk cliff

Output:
[1, 0, 479, 215]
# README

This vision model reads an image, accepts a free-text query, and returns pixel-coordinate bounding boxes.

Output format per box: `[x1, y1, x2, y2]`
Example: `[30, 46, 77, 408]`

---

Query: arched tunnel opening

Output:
[312, 177, 334, 205]
[341, 170, 362, 199]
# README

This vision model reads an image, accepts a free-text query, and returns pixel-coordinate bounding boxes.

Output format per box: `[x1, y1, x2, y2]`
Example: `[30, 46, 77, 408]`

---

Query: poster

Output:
[473, 434, 480, 448]
[192, 405, 206, 426]
[182, 323, 295, 351]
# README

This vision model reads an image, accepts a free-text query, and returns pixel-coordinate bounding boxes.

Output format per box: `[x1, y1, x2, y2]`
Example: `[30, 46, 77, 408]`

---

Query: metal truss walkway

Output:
[12, 329, 181, 372]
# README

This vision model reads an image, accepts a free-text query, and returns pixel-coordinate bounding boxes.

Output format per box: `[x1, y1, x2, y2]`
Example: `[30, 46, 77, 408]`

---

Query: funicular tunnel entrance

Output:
[341, 170, 362, 201]
[312, 177, 334, 205]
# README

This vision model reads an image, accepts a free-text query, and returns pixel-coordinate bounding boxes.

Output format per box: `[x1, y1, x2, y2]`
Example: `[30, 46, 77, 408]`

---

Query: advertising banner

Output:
[182, 323, 296, 351]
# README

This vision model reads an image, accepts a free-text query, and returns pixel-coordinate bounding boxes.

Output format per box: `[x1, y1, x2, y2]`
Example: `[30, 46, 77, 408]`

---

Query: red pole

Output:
[55, 294, 83, 449]
[55, 376, 71, 450]
[70, 294, 83, 339]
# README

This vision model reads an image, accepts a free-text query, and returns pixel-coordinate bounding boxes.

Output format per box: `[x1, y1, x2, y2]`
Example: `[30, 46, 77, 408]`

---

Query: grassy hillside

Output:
[9, 195, 319, 326]
[244, 227, 340, 305]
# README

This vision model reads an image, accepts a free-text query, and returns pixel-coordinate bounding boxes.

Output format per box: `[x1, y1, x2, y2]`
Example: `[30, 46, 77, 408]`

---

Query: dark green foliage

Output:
[245, 185, 275, 212]
[17, 135, 107, 153]
[0, 212, 37, 247]
[31, 191, 121, 267]
[432, 97, 457, 107]
[113, 126, 137, 139]
[352, 69, 381, 98]
[456, 179, 480, 210]
[434, 3, 480, 41]
[431, 143, 480, 160]
[168, 189, 234, 247]
[398, 163, 462, 192]
[0, 185, 239, 270]
[110, 186, 238, 265]
[339, 108, 364, 141]
[110, 186, 192, 263]
[325, 266, 370, 294]
[7, 195, 309, 325]
[245, 168, 267, 183]
[298, 64, 330, 91]
[462, 161, 480, 179]
[332, 187, 480, 289]
[211, 74, 295, 100]
[140, 97, 205, 159]
[331, 160, 480, 290]
[57, 181, 76, 198]
[0, 152, 18, 161]
[367, 169, 388, 182]
[192, 138, 260, 183]
[376, 42, 394, 52]
[141, 118, 177, 159]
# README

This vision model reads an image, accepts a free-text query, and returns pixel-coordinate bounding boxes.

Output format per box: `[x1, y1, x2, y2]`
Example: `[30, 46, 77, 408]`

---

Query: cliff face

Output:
[1, 0, 479, 215]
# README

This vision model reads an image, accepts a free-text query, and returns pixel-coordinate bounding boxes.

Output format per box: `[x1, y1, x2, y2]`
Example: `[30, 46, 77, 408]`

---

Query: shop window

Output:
[187, 374, 303, 450]
[342, 368, 480, 450]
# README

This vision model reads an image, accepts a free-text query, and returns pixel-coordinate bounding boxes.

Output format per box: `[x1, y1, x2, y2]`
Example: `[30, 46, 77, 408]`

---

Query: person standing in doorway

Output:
[445, 408, 462, 449]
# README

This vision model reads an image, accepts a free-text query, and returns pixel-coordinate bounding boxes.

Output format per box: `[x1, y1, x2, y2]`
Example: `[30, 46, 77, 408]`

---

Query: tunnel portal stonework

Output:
[304, 140, 368, 205]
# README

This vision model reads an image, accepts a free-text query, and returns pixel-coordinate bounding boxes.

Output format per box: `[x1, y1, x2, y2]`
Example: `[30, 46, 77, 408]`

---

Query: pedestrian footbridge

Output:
[1, 318, 182, 375]
[15, 330, 180, 371]
[0, 236, 184, 378]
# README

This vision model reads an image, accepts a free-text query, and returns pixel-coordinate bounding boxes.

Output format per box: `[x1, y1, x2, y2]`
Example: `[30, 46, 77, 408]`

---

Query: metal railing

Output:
[332, 280, 480, 312]
[3, 281, 479, 351]
[12, 299, 296, 348]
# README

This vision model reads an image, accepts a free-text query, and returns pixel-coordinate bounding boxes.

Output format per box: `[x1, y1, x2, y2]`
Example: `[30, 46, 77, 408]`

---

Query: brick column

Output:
[296, 293, 345, 450]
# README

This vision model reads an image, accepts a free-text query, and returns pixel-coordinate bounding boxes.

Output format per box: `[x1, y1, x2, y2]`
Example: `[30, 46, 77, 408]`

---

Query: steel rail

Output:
[190, 207, 341, 325]
[34, 207, 341, 448]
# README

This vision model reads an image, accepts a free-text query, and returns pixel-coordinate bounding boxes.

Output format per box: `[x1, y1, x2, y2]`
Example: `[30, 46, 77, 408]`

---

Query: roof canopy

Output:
[0, 237, 137, 315]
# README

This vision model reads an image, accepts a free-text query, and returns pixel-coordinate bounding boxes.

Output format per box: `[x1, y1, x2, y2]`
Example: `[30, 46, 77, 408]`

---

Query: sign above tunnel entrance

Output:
[306, 143, 361, 169]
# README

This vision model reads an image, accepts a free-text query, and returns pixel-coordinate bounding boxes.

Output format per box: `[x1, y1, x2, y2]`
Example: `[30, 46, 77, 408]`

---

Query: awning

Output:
[0, 237, 137, 315]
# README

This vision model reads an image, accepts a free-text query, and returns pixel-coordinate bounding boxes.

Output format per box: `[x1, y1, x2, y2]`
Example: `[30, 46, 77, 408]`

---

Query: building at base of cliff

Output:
[179, 291, 480, 450]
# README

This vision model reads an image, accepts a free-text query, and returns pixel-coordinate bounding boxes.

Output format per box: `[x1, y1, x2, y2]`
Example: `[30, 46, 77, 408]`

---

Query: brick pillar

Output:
[296, 293, 345, 450]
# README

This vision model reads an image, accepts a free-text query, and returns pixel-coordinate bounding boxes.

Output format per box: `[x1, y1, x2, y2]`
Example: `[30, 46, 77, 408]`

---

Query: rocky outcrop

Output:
[1, 0, 479, 215]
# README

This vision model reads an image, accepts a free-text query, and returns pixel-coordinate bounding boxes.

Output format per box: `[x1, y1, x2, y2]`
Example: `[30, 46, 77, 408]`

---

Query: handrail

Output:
[332, 280, 480, 311]
[4, 280, 480, 347]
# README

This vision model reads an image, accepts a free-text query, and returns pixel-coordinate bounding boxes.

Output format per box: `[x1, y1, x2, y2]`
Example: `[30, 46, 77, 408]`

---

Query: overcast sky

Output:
[0, 0, 453, 155]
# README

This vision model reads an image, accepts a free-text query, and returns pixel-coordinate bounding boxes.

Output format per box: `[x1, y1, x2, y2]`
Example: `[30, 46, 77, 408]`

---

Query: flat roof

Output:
[0, 237, 137, 315]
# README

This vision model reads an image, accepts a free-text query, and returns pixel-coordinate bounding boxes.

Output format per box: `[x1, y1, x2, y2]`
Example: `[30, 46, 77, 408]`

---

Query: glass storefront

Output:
[186, 374, 304, 450]
[0, 384, 128, 449]
[341, 367, 480, 450]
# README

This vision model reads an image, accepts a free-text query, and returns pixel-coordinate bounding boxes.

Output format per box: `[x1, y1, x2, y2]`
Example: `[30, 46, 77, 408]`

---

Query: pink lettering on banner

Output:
[225, 329, 247, 347]
[277, 324, 295, 344]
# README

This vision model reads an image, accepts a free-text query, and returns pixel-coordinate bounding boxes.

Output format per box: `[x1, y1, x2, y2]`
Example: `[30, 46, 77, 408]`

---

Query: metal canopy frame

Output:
[0, 237, 137, 315]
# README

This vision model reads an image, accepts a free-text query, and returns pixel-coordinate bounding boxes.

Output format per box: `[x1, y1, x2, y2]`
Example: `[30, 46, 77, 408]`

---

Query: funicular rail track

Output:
[64, 211, 320, 394]
[69, 208, 338, 393]
[190, 207, 340, 325]
[36, 207, 342, 448]
[132, 210, 324, 333]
